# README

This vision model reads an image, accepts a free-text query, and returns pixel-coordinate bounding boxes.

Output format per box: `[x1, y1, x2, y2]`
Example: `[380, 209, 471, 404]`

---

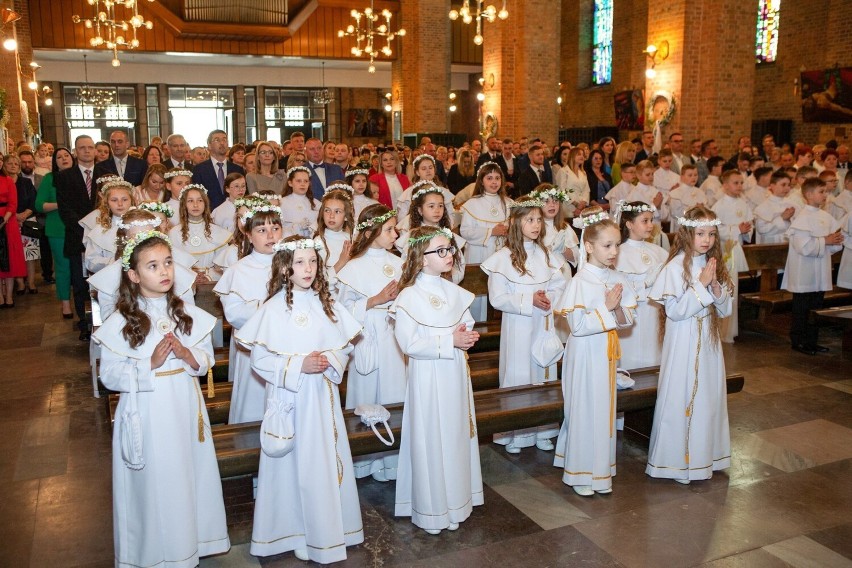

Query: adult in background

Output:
[305, 137, 344, 200]
[447, 148, 477, 195]
[515, 143, 553, 198]
[55, 135, 99, 340]
[279, 131, 306, 170]
[0, 157, 26, 307]
[228, 143, 247, 169]
[247, 141, 286, 195]
[475, 136, 501, 172]
[668, 132, 691, 174]
[192, 129, 244, 210]
[19, 150, 51, 284]
[94, 130, 148, 186]
[142, 144, 163, 166]
[368, 149, 409, 207]
[495, 138, 518, 194]
[3, 154, 40, 294]
[166, 134, 192, 170]
[634, 131, 655, 163]
[35, 147, 75, 318]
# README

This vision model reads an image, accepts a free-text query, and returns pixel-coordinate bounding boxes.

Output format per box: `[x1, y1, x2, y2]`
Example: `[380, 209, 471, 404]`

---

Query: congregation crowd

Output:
[1, 124, 851, 567]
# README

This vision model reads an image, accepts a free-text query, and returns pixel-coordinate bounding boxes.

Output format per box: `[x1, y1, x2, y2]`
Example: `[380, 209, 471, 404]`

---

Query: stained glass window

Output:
[592, 0, 613, 85]
[755, 0, 781, 64]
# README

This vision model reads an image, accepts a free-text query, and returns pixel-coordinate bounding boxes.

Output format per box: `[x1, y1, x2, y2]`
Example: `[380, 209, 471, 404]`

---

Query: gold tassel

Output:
[685, 452, 690, 465]
[606, 330, 621, 438]
[207, 368, 215, 398]
[198, 411, 205, 442]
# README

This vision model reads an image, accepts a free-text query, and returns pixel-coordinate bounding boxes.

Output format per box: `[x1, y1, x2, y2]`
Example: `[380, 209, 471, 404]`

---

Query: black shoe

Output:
[43, 278, 54, 285]
[792, 344, 816, 356]
[811, 344, 830, 353]
[78, 330, 91, 342]
[28, 287, 37, 294]
[62, 312, 73, 320]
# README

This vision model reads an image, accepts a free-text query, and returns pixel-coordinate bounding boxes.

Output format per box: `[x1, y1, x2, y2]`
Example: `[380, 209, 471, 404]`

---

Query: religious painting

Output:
[614, 89, 644, 130]
[800, 67, 852, 123]
[347, 109, 388, 137]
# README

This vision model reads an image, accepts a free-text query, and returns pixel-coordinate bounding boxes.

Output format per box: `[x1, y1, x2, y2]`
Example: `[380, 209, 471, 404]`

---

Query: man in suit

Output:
[192, 130, 245, 210]
[695, 139, 719, 186]
[634, 131, 655, 163]
[166, 134, 192, 170]
[668, 132, 691, 174]
[305, 137, 344, 200]
[475, 136, 501, 172]
[55, 135, 99, 341]
[18, 150, 52, 283]
[514, 143, 552, 198]
[279, 131, 306, 170]
[93, 131, 148, 187]
[494, 138, 519, 194]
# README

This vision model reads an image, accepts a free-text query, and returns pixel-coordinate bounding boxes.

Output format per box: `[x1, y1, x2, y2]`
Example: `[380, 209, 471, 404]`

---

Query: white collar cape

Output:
[336, 249, 403, 297]
[616, 239, 668, 275]
[390, 273, 474, 328]
[213, 250, 274, 305]
[480, 244, 563, 285]
[88, 258, 195, 299]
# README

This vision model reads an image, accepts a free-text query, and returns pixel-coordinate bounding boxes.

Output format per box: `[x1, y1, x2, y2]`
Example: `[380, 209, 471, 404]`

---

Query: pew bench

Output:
[811, 306, 852, 359]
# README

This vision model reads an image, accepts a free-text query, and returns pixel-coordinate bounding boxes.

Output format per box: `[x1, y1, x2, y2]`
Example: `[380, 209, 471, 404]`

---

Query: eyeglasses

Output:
[423, 245, 457, 258]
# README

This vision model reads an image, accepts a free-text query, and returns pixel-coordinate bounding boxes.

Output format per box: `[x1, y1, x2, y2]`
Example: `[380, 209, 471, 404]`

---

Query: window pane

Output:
[755, 0, 781, 64]
[592, 0, 613, 85]
[146, 86, 158, 106]
[169, 87, 186, 106]
[265, 90, 280, 108]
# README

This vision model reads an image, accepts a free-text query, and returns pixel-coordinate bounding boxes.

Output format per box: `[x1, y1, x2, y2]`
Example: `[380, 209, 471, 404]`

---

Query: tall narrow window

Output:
[755, 0, 781, 64]
[592, 0, 613, 85]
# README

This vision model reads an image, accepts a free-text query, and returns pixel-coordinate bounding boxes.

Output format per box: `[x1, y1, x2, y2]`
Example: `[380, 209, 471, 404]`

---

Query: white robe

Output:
[395, 185, 456, 226]
[712, 194, 753, 342]
[211, 199, 237, 232]
[168, 222, 232, 281]
[395, 222, 468, 285]
[754, 195, 795, 244]
[481, 243, 566, 447]
[744, 185, 769, 210]
[212, 243, 239, 272]
[93, 298, 229, 568]
[838, 213, 852, 289]
[213, 250, 273, 423]
[701, 175, 723, 206]
[459, 193, 512, 320]
[236, 289, 364, 564]
[319, 228, 352, 294]
[615, 238, 667, 369]
[668, 184, 706, 233]
[336, 248, 406, 479]
[553, 264, 636, 490]
[653, 168, 680, 196]
[166, 198, 181, 226]
[646, 253, 733, 481]
[390, 273, 484, 530]
[79, 209, 100, 241]
[280, 193, 319, 238]
[83, 216, 120, 274]
[827, 190, 852, 222]
[353, 193, 379, 221]
[781, 205, 843, 293]
[604, 180, 634, 205]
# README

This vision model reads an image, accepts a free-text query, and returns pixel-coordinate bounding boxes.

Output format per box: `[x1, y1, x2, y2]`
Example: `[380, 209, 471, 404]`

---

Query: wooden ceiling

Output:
[28, 0, 482, 64]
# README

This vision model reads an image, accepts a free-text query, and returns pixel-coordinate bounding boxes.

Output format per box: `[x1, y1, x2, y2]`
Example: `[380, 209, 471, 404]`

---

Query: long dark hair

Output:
[349, 204, 395, 259]
[266, 235, 336, 321]
[52, 147, 75, 174]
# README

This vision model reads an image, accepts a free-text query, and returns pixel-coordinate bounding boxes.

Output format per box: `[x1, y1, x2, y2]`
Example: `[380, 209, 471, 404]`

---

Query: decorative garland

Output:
[408, 226, 453, 246]
[273, 238, 324, 252]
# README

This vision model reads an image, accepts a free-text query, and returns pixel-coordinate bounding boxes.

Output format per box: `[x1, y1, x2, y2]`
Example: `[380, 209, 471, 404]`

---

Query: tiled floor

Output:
[1, 283, 851, 568]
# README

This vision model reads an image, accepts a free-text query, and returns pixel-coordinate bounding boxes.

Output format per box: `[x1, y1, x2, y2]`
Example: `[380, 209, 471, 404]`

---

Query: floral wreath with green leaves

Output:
[240, 204, 282, 224]
[137, 201, 174, 218]
[408, 226, 454, 246]
[272, 238, 325, 252]
[508, 198, 545, 209]
[121, 231, 171, 271]
[531, 186, 571, 202]
[355, 209, 397, 232]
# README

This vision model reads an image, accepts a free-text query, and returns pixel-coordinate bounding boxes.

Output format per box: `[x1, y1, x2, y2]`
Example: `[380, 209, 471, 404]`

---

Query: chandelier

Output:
[337, 1, 405, 74]
[72, 0, 155, 67]
[77, 54, 115, 108]
[449, 1, 509, 46]
[312, 62, 334, 105]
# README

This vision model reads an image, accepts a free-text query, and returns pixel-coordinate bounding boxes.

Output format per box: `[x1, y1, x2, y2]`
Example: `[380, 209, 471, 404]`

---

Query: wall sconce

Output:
[448, 92, 457, 112]
[643, 40, 670, 79]
[1, 7, 20, 51]
[383, 91, 392, 112]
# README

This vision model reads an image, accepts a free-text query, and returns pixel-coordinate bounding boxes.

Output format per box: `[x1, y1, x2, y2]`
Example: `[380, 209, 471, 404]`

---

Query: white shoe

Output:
[595, 487, 612, 494]
[505, 443, 521, 454]
[294, 549, 309, 561]
[372, 469, 388, 482]
[572, 485, 594, 497]
[448, 522, 460, 531]
[424, 528, 442, 535]
[535, 439, 554, 451]
[676, 478, 691, 485]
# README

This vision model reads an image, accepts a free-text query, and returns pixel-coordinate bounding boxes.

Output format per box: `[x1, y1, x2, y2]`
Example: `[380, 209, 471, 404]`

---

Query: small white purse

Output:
[354, 403, 395, 446]
[119, 369, 145, 470]
[530, 312, 564, 368]
[616, 368, 635, 390]
[260, 386, 296, 458]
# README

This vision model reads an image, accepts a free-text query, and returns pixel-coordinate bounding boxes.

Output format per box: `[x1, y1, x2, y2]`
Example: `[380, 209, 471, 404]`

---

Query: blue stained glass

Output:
[592, 0, 613, 85]
[755, 0, 781, 64]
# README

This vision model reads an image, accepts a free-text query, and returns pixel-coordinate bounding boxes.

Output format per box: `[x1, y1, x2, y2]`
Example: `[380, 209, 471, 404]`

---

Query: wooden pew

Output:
[739, 244, 849, 325]
[811, 306, 852, 359]
[212, 369, 746, 479]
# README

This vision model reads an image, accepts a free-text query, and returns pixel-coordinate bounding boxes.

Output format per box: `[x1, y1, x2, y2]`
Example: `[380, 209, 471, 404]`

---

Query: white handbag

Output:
[530, 312, 564, 368]
[354, 403, 395, 447]
[260, 386, 296, 458]
[616, 368, 635, 390]
[119, 370, 145, 470]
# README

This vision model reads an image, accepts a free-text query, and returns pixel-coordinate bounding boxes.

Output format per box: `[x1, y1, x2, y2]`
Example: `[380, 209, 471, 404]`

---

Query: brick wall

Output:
[0, 0, 35, 146]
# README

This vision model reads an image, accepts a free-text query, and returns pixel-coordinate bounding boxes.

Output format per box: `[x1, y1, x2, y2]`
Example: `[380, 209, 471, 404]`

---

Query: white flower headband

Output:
[234, 196, 266, 208]
[101, 179, 133, 194]
[179, 184, 207, 200]
[121, 230, 171, 271]
[413, 154, 436, 167]
[272, 238, 325, 252]
[164, 169, 193, 180]
[347, 168, 370, 178]
[618, 202, 657, 214]
[408, 226, 453, 246]
[137, 201, 174, 218]
[508, 198, 545, 209]
[532, 186, 571, 202]
[241, 204, 282, 224]
[677, 216, 721, 228]
[325, 183, 354, 195]
[286, 166, 312, 178]
[356, 209, 397, 232]
[117, 217, 160, 230]
[572, 211, 610, 229]
[411, 181, 443, 201]
[97, 174, 122, 186]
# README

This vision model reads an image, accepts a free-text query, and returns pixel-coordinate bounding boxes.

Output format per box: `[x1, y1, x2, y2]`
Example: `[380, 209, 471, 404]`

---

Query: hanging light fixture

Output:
[77, 54, 115, 109]
[312, 61, 334, 105]
[449, 1, 509, 46]
[72, 0, 155, 67]
[338, 0, 406, 74]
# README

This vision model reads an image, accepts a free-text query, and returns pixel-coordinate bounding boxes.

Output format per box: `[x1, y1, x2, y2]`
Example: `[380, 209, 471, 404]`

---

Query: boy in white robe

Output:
[652, 149, 681, 198]
[700, 156, 725, 206]
[626, 160, 670, 250]
[827, 172, 852, 221]
[605, 162, 637, 204]
[754, 170, 797, 244]
[744, 166, 773, 210]
[668, 164, 705, 232]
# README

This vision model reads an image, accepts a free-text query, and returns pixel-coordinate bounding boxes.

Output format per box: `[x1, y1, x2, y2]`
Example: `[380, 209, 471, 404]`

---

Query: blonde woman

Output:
[611, 141, 636, 185]
[555, 147, 591, 214]
[246, 141, 286, 195]
[447, 148, 477, 194]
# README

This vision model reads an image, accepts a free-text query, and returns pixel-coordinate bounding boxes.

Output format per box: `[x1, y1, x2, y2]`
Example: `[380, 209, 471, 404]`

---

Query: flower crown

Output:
[286, 166, 312, 178]
[677, 216, 721, 228]
[618, 202, 657, 214]
[347, 168, 370, 178]
[233, 196, 267, 209]
[355, 209, 397, 232]
[101, 179, 133, 194]
[325, 183, 354, 195]
[572, 211, 610, 229]
[479, 161, 500, 170]
[164, 169, 193, 180]
[411, 180, 443, 201]
[508, 198, 545, 209]
[121, 230, 171, 271]
[137, 201, 174, 218]
[179, 184, 207, 200]
[272, 238, 325, 252]
[241, 204, 282, 224]
[117, 217, 161, 231]
[408, 226, 454, 246]
[531, 186, 570, 202]
[413, 154, 436, 167]
[97, 174, 122, 186]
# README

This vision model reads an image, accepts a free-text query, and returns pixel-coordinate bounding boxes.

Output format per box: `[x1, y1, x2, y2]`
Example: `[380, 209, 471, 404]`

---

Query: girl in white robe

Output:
[481, 197, 566, 453]
[626, 162, 671, 252]
[533, 185, 580, 273]
[163, 169, 193, 227]
[210, 173, 247, 232]
[390, 226, 484, 534]
[315, 185, 355, 294]
[212, 196, 268, 274]
[396, 182, 468, 284]
[83, 180, 134, 274]
[280, 166, 319, 238]
[554, 207, 637, 496]
[93, 231, 230, 568]
[236, 236, 363, 564]
[214, 206, 282, 423]
[336, 204, 406, 481]
[168, 184, 232, 282]
[646, 206, 733, 483]
[614, 201, 668, 369]
[459, 163, 513, 321]
[396, 155, 457, 226]
[347, 167, 379, 221]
